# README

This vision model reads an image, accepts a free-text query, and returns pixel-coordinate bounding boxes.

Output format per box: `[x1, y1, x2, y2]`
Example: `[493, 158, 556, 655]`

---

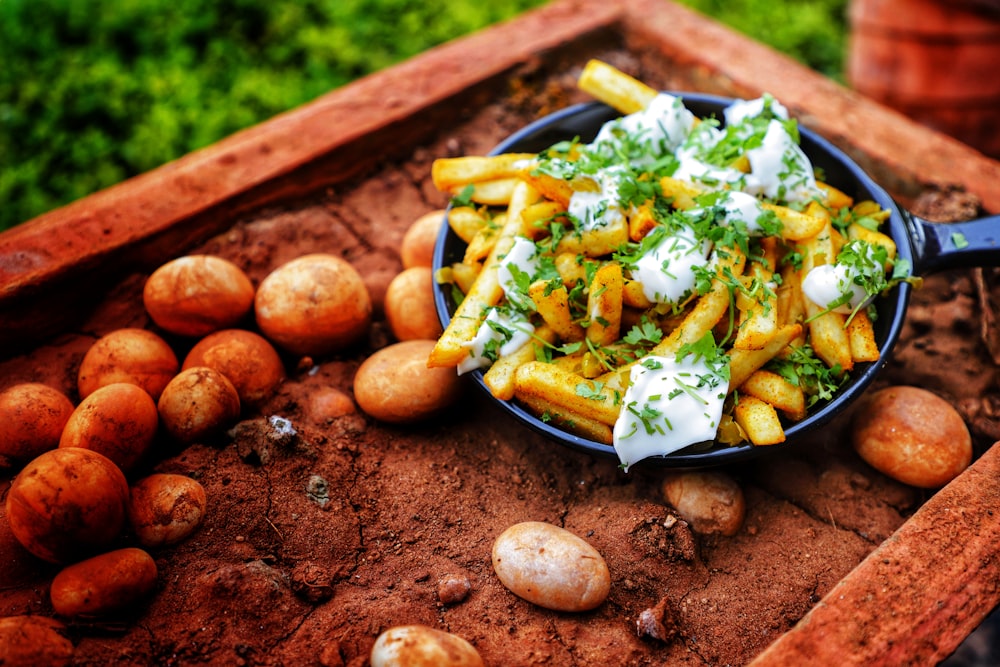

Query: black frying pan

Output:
[433, 94, 1000, 468]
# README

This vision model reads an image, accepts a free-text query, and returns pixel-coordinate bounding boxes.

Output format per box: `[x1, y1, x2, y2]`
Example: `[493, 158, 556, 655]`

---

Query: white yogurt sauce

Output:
[458, 307, 533, 375]
[592, 93, 695, 162]
[743, 120, 823, 204]
[497, 235, 540, 312]
[631, 226, 712, 305]
[567, 168, 626, 231]
[613, 354, 729, 471]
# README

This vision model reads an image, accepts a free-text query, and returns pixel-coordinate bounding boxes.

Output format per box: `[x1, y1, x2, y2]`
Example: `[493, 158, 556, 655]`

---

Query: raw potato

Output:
[128, 473, 208, 548]
[400, 209, 446, 269]
[852, 385, 972, 488]
[0, 615, 74, 667]
[491, 521, 611, 612]
[353, 340, 462, 423]
[59, 382, 159, 472]
[661, 471, 746, 536]
[0, 383, 74, 465]
[255, 253, 372, 357]
[384, 267, 444, 341]
[182, 329, 286, 406]
[50, 547, 158, 617]
[5, 447, 129, 563]
[143, 255, 256, 337]
[157, 367, 241, 443]
[77, 328, 179, 401]
[371, 625, 484, 667]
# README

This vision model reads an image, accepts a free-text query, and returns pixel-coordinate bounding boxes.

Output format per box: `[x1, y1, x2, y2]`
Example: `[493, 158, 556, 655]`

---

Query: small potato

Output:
[353, 340, 462, 423]
[371, 625, 484, 667]
[5, 447, 129, 563]
[400, 209, 446, 269]
[255, 253, 372, 357]
[157, 367, 241, 443]
[384, 267, 443, 341]
[0, 615, 74, 667]
[852, 385, 972, 488]
[50, 547, 158, 617]
[661, 471, 746, 536]
[77, 328, 179, 401]
[182, 329, 285, 406]
[59, 383, 158, 472]
[128, 473, 207, 548]
[0, 383, 74, 465]
[143, 255, 255, 337]
[492, 521, 611, 612]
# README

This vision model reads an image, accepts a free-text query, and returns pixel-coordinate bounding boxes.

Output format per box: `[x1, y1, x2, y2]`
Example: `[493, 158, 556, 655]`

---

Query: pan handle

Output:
[904, 212, 1000, 276]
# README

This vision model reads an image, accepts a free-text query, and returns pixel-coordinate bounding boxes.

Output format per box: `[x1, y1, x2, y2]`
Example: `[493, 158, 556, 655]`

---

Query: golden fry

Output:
[530, 281, 585, 342]
[734, 395, 786, 445]
[739, 369, 806, 421]
[515, 392, 614, 444]
[431, 153, 536, 191]
[484, 326, 556, 401]
[577, 59, 658, 115]
[514, 361, 622, 426]
[586, 262, 624, 346]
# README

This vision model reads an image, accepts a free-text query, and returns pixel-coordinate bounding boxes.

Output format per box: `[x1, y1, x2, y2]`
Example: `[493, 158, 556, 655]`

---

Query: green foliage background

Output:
[0, 0, 848, 231]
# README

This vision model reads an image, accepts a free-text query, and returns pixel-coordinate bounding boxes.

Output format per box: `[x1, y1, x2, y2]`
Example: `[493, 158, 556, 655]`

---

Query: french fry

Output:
[429, 181, 538, 367]
[586, 262, 624, 346]
[554, 217, 629, 257]
[577, 59, 658, 115]
[761, 202, 826, 241]
[739, 369, 807, 421]
[817, 181, 853, 210]
[530, 281, 585, 342]
[431, 154, 536, 192]
[447, 206, 490, 244]
[447, 178, 519, 206]
[847, 309, 880, 363]
[628, 202, 659, 241]
[515, 392, 614, 444]
[484, 326, 556, 400]
[729, 323, 803, 389]
[659, 176, 703, 210]
[733, 263, 778, 351]
[651, 249, 747, 357]
[734, 395, 786, 445]
[514, 361, 622, 426]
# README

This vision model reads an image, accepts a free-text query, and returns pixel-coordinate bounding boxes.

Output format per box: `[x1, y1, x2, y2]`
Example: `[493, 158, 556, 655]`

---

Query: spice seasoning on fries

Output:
[429, 59, 914, 470]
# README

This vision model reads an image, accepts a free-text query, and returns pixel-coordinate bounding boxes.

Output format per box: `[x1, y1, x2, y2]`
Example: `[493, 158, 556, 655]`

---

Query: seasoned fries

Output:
[429, 60, 908, 469]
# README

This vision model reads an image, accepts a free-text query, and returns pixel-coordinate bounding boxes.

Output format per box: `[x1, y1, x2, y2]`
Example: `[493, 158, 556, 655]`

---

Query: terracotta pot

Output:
[847, 0, 1000, 158]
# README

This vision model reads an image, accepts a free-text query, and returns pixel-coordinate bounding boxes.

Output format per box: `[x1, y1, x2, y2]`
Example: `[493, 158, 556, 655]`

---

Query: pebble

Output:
[437, 574, 471, 605]
[660, 470, 746, 536]
[0, 615, 74, 667]
[50, 547, 158, 617]
[491, 521, 611, 612]
[128, 473, 208, 548]
[370, 625, 484, 667]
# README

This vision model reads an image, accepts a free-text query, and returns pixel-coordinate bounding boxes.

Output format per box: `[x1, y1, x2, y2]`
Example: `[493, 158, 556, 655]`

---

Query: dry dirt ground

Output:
[1, 62, 998, 667]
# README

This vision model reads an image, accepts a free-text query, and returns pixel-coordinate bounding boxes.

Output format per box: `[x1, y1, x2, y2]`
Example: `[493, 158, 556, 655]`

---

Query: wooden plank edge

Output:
[619, 0, 1000, 214]
[746, 440, 1000, 666]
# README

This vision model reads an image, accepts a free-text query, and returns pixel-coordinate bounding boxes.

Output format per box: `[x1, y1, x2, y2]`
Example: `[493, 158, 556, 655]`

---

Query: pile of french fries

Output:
[428, 60, 898, 455]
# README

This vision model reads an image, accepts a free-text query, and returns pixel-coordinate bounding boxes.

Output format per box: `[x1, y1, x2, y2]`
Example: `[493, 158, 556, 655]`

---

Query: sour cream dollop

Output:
[613, 354, 730, 471]
[631, 227, 712, 305]
[458, 308, 533, 375]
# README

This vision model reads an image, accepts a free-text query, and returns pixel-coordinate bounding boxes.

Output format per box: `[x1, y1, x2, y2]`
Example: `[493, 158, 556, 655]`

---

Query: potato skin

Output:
[77, 328, 179, 401]
[353, 340, 462, 423]
[384, 267, 443, 342]
[852, 385, 972, 488]
[157, 367, 241, 443]
[182, 329, 285, 406]
[254, 253, 372, 357]
[0, 615, 74, 667]
[128, 473, 208, 548]
[50, 547, 158, 617]
[59, 382, 158, 472]
[661, 471, 745, 536]
[400, 209, 445, 269]
[0, 383, 74, 465]
[5, 447, 129, 563]
[143, 255, 255, 337]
